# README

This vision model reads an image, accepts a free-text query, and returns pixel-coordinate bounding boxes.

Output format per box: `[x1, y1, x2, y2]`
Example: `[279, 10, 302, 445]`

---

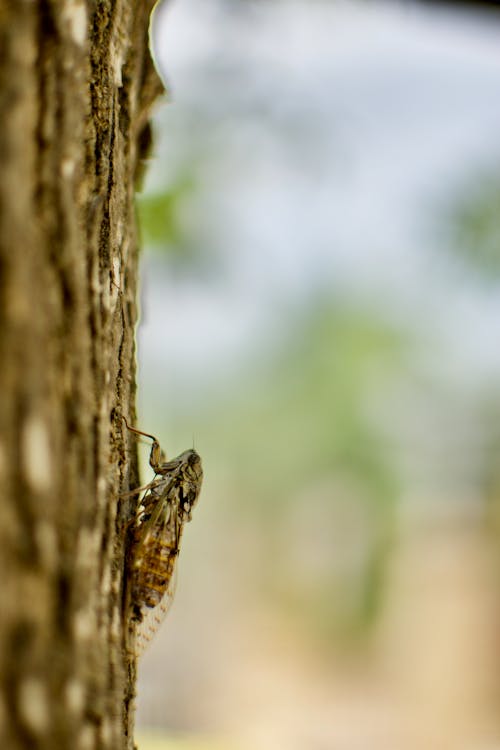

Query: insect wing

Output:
[129, 484, 185, 656]
[134, 565, 178, 656]
[135, 487, 173, 547]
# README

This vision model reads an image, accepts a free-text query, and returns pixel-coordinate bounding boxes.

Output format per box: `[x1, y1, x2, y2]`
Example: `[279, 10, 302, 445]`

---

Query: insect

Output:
[122, 416, 203, 654]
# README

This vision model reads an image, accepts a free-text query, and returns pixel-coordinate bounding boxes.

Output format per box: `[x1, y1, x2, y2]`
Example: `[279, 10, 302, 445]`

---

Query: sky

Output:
[138, 0, 500, 407]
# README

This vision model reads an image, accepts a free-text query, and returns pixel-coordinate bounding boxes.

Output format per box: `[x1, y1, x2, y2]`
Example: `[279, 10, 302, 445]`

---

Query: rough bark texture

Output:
[0, 1, 163, 748]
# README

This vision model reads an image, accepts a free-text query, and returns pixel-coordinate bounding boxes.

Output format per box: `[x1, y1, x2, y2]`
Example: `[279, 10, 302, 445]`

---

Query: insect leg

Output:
[122, 415, 165, 472]
[119, 478, 164, 499]
[122, 415, 157, 443]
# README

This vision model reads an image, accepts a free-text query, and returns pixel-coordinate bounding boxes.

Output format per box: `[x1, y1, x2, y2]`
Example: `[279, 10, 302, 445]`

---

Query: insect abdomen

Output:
[131, 532, 178, 620]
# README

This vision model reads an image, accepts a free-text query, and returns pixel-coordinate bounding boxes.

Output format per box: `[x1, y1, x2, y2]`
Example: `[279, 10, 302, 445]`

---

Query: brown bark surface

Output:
[0, 2, 163, 748]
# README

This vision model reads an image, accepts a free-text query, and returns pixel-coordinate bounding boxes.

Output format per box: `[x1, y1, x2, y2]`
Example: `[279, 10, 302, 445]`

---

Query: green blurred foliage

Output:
[446, 171, 500, 282]
[199, 301, 409, 640]
[137, 174, 203, 267]
[217, 303, 405, 508]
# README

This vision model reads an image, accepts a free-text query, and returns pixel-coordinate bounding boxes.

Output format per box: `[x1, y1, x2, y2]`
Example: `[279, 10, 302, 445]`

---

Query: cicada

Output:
[122, 417, 203, 654]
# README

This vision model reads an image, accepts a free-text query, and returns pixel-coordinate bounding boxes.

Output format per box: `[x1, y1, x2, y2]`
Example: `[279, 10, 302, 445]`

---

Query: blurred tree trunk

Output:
[0, 2, 163, 748]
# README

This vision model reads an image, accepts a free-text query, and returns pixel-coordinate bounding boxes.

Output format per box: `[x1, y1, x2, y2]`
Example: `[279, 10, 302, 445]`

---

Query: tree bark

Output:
[0, 2, 163, 748]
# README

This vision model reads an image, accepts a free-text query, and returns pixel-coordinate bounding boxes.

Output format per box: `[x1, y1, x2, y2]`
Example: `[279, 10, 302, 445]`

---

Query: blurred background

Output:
[134, 1, 500, 748]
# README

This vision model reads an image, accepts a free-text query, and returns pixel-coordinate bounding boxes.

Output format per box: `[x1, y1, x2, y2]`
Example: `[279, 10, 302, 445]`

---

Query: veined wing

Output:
[128, 483, 187, 655]
[133, 565, 179, 656]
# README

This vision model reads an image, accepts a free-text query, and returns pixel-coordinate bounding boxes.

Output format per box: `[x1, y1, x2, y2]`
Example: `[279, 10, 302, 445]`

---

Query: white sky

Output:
[139, 0, 500, 409]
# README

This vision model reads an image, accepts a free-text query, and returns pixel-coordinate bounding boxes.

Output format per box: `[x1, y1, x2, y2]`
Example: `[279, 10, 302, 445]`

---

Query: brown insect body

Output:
[130, 449, 202, 622]
[122, 419, 203, 652]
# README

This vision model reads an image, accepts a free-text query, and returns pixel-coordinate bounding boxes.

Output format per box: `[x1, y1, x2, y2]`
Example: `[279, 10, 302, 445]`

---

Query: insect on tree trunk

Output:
[0, 2, 163, 749]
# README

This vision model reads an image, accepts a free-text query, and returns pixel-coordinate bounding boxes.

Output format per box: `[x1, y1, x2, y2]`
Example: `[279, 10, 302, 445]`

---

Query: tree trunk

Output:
[0, 2, 163, 748]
